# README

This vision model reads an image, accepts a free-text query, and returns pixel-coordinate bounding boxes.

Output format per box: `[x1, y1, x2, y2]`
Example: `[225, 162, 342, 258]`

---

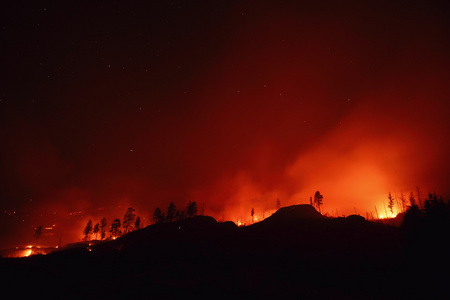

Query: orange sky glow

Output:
[0, 1, 449, 249]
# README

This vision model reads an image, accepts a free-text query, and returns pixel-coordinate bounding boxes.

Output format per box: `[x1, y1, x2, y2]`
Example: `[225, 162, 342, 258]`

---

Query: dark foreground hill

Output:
[2, 205, 449, 299]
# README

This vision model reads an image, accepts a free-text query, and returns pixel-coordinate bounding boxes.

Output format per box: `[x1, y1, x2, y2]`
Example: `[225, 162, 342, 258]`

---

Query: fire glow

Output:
[3, 245, 45, 258]
[0, 1, 448, 251]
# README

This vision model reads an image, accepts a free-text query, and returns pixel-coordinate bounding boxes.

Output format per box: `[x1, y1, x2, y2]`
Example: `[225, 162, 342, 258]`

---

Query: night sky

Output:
[1, 0, 449, 248]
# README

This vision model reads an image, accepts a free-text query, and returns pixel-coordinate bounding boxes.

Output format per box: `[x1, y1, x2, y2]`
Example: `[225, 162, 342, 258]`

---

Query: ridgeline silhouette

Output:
[2, 200, 449, 299]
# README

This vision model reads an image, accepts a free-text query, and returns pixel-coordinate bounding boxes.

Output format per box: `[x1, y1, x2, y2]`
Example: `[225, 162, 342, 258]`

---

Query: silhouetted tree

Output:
[166, 202, 176, 222]
[123, 207, 136, 233]
[402, 193, 424, 244]
[416, 186, 423, 208]
[409, 192, 416, 207]
[83, 219, 93, 241]
[314, 191, 323, 213]
[403, 192, 450, 245]
[400, 191, 407, 213]
[251, 208, 255, 223]
[134, 216, 141, 230]
[153, 207, 165, 223]
[187, 201, 198, 218]
[388, 192, 395, 215]
[110, 219, 121, 239]
[407, 203, 422, 219]
[93, 223, 100, 240]
[276, 198, 281, 210]
[99, 217, 107, 240]
[423, 193, 449, 223]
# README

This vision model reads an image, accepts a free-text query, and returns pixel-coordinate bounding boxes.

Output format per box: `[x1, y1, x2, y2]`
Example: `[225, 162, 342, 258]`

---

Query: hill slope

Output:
[1, 206, 447, 299]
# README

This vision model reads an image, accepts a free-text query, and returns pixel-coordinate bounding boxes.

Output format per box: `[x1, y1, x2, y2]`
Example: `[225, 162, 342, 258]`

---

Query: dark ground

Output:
[1, 205, 449, 299]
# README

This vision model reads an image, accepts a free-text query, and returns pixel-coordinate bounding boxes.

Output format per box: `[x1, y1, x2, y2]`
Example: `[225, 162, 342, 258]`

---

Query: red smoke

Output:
[183, 3, 450, 221]
[1, 1, 449, 248]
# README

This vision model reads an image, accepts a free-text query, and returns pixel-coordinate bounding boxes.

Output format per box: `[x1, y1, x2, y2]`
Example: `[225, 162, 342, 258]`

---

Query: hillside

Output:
[1, 205, 448, 299]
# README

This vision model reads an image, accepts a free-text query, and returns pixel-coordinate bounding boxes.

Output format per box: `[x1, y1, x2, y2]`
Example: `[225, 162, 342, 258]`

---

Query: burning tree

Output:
[251, 208, 255, 223]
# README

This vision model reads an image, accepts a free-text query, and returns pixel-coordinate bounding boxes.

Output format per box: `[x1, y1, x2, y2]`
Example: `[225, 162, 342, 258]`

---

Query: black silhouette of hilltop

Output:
[1, 205, 449, 299]
[255, 204, 322, 228]
[95, 215, 239, 254]
[96, 205, 395, 257]
[245, 205, 398, 255]
[268, 203, 323, 220]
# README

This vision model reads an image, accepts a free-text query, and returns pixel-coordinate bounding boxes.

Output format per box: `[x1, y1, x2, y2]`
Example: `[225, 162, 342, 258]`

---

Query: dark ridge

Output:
[91, 215, 238, 255]
[243, 204, 324, 240]
[262, 204, 323, 223]
[1, 208, 448, 299]
[345, 214, 366, 222]
[244, 205, 400, 254]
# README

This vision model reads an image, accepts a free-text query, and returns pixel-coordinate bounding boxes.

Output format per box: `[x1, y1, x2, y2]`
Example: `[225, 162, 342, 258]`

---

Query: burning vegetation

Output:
[7, 189, 447, 259]
[2, 198, 449, 298]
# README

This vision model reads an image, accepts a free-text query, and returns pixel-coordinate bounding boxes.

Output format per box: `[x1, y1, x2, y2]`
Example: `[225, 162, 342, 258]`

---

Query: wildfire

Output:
[228, 208, 277, 227]
[2, 245, 60, 258]
[378, 212, 397, 220]
[7, 245, 35, 258]
[22, 246, 33, 257]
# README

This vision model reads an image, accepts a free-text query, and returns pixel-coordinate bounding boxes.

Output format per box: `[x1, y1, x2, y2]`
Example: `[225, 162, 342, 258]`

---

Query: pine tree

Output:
[153, 207, 165, 223]
[314, 191, 323, 213]
[187, 201, 198, 218]
[134, 216, 141, 230]
[34, 225, 43, 246]
[409, 192, 416, 207]
[99, 217, 107, 240]
[83, 219, 93, 241]
[110, 219, 121, 239]
[400, 192, 407, 213]
[166, 202, 176, 222]
[388, 192, 395, 216]
[175, 210, 181, 221]
[93, 223, 100, 240]
[123, 207, 136, 234]
[251, 208, 255, 223]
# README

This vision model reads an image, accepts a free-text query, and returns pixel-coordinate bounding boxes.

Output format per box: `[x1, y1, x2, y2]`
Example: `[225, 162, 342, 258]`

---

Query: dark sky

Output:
[1, 0, 449, 248]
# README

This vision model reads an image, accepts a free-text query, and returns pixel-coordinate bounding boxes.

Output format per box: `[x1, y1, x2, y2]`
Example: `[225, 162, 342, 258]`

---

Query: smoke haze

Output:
[0, 0, 449, 248]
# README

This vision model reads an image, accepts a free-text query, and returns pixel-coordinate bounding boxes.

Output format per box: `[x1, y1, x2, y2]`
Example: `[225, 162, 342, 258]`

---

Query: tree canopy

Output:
[314, 191, 323, 213]
[123, 207, 136, 234]
[187, 201, 198, 218]
[166, 202, 176, 222]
